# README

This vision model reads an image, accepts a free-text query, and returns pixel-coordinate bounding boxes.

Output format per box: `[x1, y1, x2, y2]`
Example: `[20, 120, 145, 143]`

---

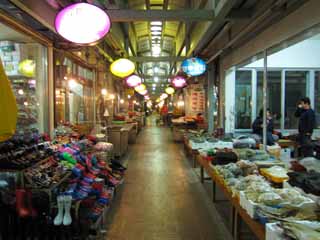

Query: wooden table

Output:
[278, 139, 297, 149]
[196, 155, 265, 240]
[183, 139, 200, 168]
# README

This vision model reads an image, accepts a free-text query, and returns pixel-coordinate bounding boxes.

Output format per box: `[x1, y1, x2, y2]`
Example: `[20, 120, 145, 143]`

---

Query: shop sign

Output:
[181, 57, 206, 76]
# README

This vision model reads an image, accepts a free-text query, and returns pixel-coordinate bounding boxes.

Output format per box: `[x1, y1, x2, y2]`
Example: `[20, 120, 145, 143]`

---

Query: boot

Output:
[63, 195, 72, 226]
[26, 189, 37, 217]
[15, 189, 30, 217]
[53, 195, 64, 225]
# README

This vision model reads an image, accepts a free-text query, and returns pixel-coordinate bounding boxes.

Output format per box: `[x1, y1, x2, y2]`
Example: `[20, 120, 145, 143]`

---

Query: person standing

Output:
[295, 97, 316, 157]
[252, 108, 275, 145]
[160, 104, 169, 126]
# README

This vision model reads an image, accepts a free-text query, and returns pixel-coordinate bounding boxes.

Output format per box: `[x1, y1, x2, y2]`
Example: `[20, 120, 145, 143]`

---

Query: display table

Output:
[196, 155, 265, 240]
[108, 125, 129, 157]
[183, 137, 200, 168]
[278, 139, 297, 149]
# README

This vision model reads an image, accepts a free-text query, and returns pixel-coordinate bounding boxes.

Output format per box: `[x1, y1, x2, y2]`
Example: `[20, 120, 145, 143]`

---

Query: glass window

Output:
[0, 39, 48, 134]
[257, 71, 281, 129]
[55, 59, 94, 127]
[285, 71, 308, 129]
[235, 71, 252, 129]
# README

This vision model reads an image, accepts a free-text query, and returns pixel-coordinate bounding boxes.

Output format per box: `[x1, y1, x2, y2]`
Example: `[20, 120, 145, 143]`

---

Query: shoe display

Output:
[53, 195, 64, 226]
[62, 195, 72, 226]
[0, 127, 126, 238]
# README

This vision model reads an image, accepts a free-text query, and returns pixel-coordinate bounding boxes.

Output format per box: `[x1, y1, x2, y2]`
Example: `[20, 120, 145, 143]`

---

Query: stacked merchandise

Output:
[0, 127, 125, 239]
[186, 130, 320, 239]
[211, 159, 320, 240]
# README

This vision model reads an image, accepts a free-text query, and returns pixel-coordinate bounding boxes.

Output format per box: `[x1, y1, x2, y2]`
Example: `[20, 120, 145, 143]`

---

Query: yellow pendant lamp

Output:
[165, 87, 175, 95]
[110, 58, 135, 78]
[134, 84, 146, 92]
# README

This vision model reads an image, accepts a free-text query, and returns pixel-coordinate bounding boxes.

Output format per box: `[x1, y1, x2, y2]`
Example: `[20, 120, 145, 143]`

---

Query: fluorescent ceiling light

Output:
[152, 45, 161, 55]
[151, 26, 162, 31]
[154, 66, 159, 73]
[151, 32, 161, 36]
[154, 77, 159, 82]
[152, 83, 156, 87]
[151, 21, 162, 26]
[152, 36, 160, 39]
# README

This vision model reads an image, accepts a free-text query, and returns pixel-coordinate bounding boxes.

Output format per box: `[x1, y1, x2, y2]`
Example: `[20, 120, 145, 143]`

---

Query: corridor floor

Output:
[105, 126, 231, 240]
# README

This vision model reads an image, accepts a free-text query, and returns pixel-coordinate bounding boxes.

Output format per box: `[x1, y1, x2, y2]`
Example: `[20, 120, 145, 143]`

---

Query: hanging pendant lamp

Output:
[110, 58, 135, 78]
[55, 3, 111, 45]
[172, 76, 187, 88]
[165, 87, 175, 95]
[126, 74, 142, 87]
[134, 84, 146, 92]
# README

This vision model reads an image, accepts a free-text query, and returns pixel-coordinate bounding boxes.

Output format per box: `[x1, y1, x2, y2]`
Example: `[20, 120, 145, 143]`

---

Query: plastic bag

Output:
[0, 58, 17, 141]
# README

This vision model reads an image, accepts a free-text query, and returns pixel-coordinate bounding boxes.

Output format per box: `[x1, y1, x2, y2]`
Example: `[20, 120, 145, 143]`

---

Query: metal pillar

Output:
[207, 62, 215, 134]
[48, 45, 54, 138]
[263, 50, 268, 149]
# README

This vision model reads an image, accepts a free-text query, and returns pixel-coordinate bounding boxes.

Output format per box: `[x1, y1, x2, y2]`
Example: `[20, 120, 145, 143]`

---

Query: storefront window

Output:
[0, 26, 48, 134]
[257, 71, 281, 129]
[55, 57, 94, 127]
[285, 71, 308, 129]
[235, 71, 252, 129]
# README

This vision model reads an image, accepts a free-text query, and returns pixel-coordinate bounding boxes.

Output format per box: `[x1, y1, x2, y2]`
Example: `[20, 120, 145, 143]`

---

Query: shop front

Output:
[54, 52, 95, 133]
[0, 20, 50, 135]
[221, 0, 320, 136]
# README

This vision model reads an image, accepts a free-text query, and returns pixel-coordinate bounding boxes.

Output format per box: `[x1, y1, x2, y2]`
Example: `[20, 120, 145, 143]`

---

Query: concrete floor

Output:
[104, 124, 232, 240]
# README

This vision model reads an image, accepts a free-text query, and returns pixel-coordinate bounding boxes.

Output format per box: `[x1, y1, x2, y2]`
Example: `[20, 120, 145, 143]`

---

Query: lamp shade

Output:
[165, 87, 175, 95]
[138, 89, 148, 96]
[126, 74, 142, 87]
[160, 93, 168, 100]
[181, 57, 206, 76]
[55, 3, 111, 44]
[134, 84, 146, 92]
[172, 76, 187, 88]
[110, 58, 135, 78]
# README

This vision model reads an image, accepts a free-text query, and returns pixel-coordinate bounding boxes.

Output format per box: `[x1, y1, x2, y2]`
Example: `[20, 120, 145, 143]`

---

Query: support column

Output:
[263, 50, 268, 149]
[207, 62, 215, 134]
[93, 69, 96, 127]
[48, 45, 54, 138]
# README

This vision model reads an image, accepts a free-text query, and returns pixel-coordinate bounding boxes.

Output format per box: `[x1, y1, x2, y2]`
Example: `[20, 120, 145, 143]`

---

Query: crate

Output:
[260, 168, 289, 184]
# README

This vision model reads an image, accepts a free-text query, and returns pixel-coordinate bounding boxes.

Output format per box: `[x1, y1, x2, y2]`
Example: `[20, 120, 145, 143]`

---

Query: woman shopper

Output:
[252, 109, 276, 145]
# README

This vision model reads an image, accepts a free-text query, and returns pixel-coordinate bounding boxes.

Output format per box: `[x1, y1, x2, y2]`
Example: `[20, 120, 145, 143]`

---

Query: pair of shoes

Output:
[53, 195, 72, 226]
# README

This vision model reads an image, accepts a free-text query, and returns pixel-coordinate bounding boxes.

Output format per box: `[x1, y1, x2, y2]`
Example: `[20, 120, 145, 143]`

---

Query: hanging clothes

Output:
[0, 58, 17, 141]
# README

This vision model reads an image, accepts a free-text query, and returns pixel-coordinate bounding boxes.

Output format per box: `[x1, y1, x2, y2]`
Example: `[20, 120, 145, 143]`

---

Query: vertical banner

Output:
[184, 84, 205, 116]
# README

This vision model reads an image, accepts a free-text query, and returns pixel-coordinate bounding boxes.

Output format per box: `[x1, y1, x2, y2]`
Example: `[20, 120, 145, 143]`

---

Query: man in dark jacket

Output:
[295, 97, 316, 157]
[252, 109, 275, 145]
